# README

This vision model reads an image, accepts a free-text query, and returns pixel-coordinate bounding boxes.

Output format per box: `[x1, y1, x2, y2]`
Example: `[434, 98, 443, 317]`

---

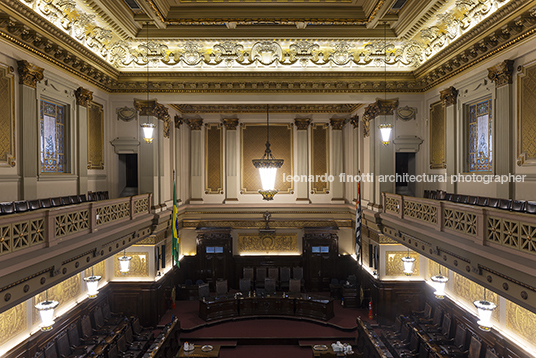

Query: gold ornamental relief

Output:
[237, 233, 298, 255]
[0, 63, 15, 167]
[85, 260, 106, 282]
[517, 61, 536, 166]
[453, 272, 499, 321]
[113, 252, 149, 277]
[507, 300, 536, 342]
[0, 301, 26, 342]
[385, 251, 420, 277]
[88, 101, 104, 170]
[33, 274, 81, 323]
[429, 101, 446, 169]
[428, 260, 448, 279]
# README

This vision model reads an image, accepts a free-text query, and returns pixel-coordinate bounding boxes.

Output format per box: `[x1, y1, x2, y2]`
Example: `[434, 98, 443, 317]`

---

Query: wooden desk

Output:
[198, 293, 334, 321]
[178, 345, 220, 357]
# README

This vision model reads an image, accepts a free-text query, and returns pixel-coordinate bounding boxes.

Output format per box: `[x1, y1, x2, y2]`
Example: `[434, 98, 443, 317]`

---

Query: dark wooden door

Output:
[196, 228, 233, 289]
[303, 227, 338, 292]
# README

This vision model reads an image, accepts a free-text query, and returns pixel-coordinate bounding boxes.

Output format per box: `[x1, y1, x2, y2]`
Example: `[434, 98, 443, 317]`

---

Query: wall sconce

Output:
[431, 271, 448, 299]
[35, 290, 59, 331]
[401, 250, 415, 276]
[83, 267, 101, 299]
[474, 290, 496, 331]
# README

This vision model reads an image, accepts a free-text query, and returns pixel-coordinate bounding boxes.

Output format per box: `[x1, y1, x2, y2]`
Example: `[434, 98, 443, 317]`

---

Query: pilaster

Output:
[375, 100, 397, 205]
[188, 118, 204, 202]
[222, 118, 239, 203]
[350, 116, 360, 202]
[294, 118, 311, 202]
[440, 86, 459, 193]
[17, 60, 44, 200]
[330, 118, 345, 203]
[136, 99, 159, 205]
[488, 60, 514, 198]
[174, 115, 183, 203]
[74, 87, 92, 195]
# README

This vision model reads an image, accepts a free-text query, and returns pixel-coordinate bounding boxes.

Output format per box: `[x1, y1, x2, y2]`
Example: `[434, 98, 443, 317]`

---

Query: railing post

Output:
[398, 195, 404, 219]
[476, 207, 486, 245]
[437, 201, 443, 232]
[148, 193, 153, 214]
[89, 202, 97, 233]
[130, 196, 135, 219]
[45, 210, 55, 247]
[382, 192, 386, 213]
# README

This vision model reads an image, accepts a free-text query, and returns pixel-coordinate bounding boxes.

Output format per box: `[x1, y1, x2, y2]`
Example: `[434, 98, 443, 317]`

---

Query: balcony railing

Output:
[0, 194, 152, 257]
[382, 193, 536, 257]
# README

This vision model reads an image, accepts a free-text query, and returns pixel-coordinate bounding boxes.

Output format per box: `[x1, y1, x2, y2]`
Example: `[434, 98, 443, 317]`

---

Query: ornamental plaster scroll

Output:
[15, 0, 514, 71]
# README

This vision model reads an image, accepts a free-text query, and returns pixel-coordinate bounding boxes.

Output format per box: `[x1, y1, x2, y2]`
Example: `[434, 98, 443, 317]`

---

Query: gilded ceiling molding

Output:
[187, 118, 203, 130]
[487, 59, 515, 87]
[16, 60, 43, 88]
[221, 118, 239, 130]
[74, 87, 93, 107]
[330, 118, 346, 130]
[294, 118, 311, 130]
[171, 103, 362, 114]
[174, 114, 183, 129]
[440, 86, 459, 106]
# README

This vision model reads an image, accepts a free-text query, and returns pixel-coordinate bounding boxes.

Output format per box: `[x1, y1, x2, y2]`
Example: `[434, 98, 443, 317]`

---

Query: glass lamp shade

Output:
[141, 122, 156, 143]
[401, 256, 416, 276]
[118, 255, 132, 274]
[430, 275, 448, 299]
[83, 275, 102, 299]
[379, 124, 393, 145]
[35, 300, 59, 331]
[474, 300, 497, 331]
[252, 157, 284, 201]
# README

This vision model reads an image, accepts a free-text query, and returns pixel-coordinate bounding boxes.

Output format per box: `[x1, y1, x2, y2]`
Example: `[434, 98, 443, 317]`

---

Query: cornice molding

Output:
[171, 103, 362, 114]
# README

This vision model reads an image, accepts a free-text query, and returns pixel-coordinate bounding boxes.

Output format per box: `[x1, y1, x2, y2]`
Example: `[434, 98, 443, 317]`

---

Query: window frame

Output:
[463, 96, 494, 174]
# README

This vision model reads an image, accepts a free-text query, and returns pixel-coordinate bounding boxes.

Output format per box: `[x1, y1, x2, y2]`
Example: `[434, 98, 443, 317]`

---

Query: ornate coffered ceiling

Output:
[0, 0, 535, 93]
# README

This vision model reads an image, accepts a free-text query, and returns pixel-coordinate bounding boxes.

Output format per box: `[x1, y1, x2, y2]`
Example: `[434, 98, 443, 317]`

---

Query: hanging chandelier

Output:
[401, 249, 415, 276]
[35, 290, 59, 331]
[430, 265, 448, 299]
[118, 249, 132, 274]
[252, 105, 284, 201]
[378, 22, 392, 145]
[474, 289, 496, 331]
[140, 22, 156, 143]
[83, 267, 101, 299]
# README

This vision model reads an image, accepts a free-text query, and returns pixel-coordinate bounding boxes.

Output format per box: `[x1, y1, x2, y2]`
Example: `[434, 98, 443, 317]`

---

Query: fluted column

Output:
[488, 60, 514, 199]
[222, 118, 239, 203]
[440, 87, 459, 193]
[330, 118, 345, 203]
[74, 87, 92, 196]
[188, 118, 204, 203]
[18, 60, 44, 200]
[295, 118, 311, 202]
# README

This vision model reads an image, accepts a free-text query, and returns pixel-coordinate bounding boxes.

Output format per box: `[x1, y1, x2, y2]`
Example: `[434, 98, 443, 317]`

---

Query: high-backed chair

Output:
[268, 267, 279, 280]
[106, 342, 119, 358]
[0, 202, 15, 215]
[280, 267, 291, 291]
[198, 283, 210, 299]
[29, 199, 41, 210]
[439, 324, 468, 356]
[498, 199, 512, 210]
[293, 267, 303, 281]
[467, 196, 478, 205]
[437, 190, 447, 200]
[256, 267, 267, 289]
[467, 336, 482, 358]
[476, 197, 488, 206]
[51, 197, 63, 207]
[44, 341, 58, 358]
[79, 194, 88, 202]
[243, 267, 254, 280]
[487, 198, 499, 208]
[61, 196, 73, 206]
[485, 348, 499, 358]
[428, 314, 452, 342]
[131, 317, 154, 341]
[445, 193, 454, 201]
[456, 195, 468, 204]
[239, 278, 251, 294]
[14, 200, 29, 213]
[421, 307, 443, 332]
[526, 201, 536, 214]
[424, 190, 430, 198]
[70, 195, 81, 204]
[216, 280, 228, 296]
[56, 331, 71, 358]
[289, 278, 301, 294]
[80, 315, 98, 344]
[511, 200, 525, 212]
[265, 278, 276, 294]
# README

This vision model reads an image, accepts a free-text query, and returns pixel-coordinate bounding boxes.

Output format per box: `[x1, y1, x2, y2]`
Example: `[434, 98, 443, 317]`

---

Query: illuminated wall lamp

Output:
[141, 122, 156, 143]
[83, 268, 101, 299]
[474, 293, 496, 331]
[35, 290, 59, 331]
[401, 254, 416, 276]
[430, 274, 448, 299]
[379, 124, 393, 145]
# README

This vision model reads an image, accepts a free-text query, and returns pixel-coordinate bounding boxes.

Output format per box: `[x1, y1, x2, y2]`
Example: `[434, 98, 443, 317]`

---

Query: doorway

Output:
[118, 154, 138, 197]
[395, 152, 415, 196]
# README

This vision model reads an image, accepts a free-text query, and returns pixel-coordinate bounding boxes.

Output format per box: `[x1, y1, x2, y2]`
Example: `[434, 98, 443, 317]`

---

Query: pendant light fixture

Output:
[118, 249, 132, 274]
[474, 289, 496, 331]
[430, 265, 448, 299]
[252, 105, 284, 201]
[83, 266, 101, 299]
[401, 248, 415, 276]
[378, 22, 393, 145]
[140, 22, 155, 143]
[35, 290, 59, 331]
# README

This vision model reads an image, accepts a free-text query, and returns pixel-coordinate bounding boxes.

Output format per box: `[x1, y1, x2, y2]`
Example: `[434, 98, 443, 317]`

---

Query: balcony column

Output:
[188, 118, 204, 203]
[488, 60, 514, 199]
[294, 118, 311, 203]
[440, 87, 459, 193]
[330, 118, 346, 203]
[222, 118, 239, 203]
[74, 87, 92, 196]
[17, 60, 44, 200]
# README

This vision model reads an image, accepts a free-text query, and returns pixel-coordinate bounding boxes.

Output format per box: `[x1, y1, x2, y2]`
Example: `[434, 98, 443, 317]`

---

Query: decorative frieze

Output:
[74, 87, 93, 107]
[16, 60, 43, 88]
[487, 60, 515, 87]
[440, 86, 459, 106]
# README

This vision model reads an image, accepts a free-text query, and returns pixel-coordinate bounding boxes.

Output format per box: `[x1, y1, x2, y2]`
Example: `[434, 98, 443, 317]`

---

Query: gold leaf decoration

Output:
[85, 260, 106, 282]
[0, 302, 26, 342]
[311, 124, 329, 193]
[33, 274, 81, 323]
[428, 260, 448, 279]
[205, 124, 223, 194]
[88, 101, 104, 169]
[385, 251, 420, 277]
[453, 272, 499, 321]
[507, 299, 536, 342]
[237, 233, 298, 255]
[429, 100, 446, 169]
[113, 252, 149, 277]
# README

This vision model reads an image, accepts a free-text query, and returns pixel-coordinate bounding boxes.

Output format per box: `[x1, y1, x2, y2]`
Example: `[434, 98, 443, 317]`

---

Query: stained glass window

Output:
[40, 100, 67, 173]
[468, 99, 493, 172]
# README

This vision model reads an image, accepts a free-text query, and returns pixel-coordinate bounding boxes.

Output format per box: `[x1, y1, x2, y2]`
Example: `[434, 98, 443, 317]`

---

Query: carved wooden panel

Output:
[311, 123, 329, 193]
[487, 216, 536, 255]
[240, 123, 293, 193]
[444, 208, 477, 236]
[55, 210, 89, 237]
[428, 260, 448, 279]
[205, 124, 223, 194]
[88, 101, 104, 169]
[429, 101, 446, 169]
[0, 302, 26, 342]
[113, 252, 149, 277]
[237, 233, 298, 255]
[403, 200, 437, 224]
[385, 251, 420, 277]
[517, 61, 536, 166]
[0, 62, 15, 167]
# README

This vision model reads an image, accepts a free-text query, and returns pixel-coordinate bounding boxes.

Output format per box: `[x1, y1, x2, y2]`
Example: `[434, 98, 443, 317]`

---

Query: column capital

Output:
[74, 87, 93, 107]
[221, 118, 239, 130]
[294, 118, 311, 130]
[134, 99, 157, 116]
[174, 114, 183, 129]
[440, 86, 459, 106]
[154, 103, 171, 138]
[330, 118, 346, 130]
[377, 99, 399, 115]
[187, 118, 203, 130]
[17, 60, 43, 88]
[487, 60, 514, 87]
[350, 115, 359, 128]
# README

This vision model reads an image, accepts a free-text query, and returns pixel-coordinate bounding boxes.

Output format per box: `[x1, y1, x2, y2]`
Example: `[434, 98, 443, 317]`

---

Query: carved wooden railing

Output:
[0, 194, 152, 257]
[382, 192, 536, 257]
